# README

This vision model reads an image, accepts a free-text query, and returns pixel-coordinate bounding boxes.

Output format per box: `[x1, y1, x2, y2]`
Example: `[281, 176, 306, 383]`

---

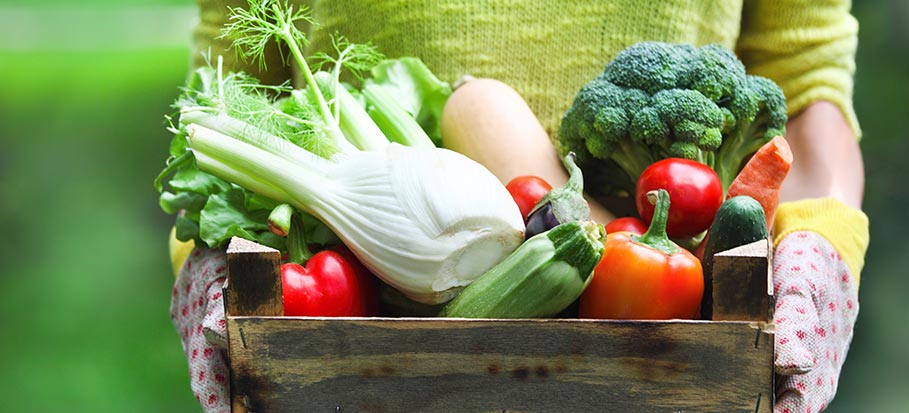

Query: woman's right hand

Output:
[170, 247, 231, 413]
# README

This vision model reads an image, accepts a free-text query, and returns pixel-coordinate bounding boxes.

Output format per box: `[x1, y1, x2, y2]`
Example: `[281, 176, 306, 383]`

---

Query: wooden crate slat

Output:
[227, 317, 773, 412]
[225, 237, 283, 317]
[711, 239, 773, 322]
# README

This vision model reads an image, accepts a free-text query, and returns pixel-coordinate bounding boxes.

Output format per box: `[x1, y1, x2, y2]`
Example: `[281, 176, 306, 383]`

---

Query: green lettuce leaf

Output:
[366, 58, 452, 146]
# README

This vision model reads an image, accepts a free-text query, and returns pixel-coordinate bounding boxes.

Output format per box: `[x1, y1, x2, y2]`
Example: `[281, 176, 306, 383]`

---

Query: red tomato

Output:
[635, 158, 722, 238]
[604, 217, 648, 235]
[281, 249, 377, 317]
[506, 175, 552, 221]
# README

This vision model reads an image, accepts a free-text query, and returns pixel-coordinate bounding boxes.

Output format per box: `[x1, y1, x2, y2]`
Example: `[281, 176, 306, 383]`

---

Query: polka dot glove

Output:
[170, 247, 230, 413]
[772, 231, 859, 413]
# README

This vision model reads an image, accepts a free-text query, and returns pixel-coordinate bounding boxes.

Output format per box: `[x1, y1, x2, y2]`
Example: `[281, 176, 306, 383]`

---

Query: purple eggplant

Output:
[523, 153, 591, 239]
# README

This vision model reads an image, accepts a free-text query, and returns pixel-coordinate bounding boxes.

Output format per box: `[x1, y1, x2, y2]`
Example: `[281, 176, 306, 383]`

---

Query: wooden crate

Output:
[222, 237, 775, 412]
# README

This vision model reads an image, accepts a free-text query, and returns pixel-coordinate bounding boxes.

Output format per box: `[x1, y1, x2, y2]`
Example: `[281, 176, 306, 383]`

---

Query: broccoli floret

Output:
[651, 89, 725, 162]
[603, 42, 698, 94]
[558, 41, 788, 195]
[560, 78, 655, 187]
[686, 44, 747, 101]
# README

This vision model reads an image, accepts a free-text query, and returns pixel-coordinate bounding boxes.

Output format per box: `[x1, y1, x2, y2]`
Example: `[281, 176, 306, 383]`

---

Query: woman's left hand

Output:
[772, 231, 859, 413]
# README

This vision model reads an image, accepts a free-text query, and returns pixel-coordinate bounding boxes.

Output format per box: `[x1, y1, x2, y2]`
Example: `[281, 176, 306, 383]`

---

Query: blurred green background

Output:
[0, 0, 905, 411]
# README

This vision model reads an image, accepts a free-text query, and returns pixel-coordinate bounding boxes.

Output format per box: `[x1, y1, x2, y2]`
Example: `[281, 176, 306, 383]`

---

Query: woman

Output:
[170, 1, 869, 411]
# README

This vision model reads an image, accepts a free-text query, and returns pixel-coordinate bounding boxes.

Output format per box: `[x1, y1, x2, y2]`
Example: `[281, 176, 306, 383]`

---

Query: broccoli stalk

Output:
[714, 76, 788, 190]
[558, 42, 787, 196]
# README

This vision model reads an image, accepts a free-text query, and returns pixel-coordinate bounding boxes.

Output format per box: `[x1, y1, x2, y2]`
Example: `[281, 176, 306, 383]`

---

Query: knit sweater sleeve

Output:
[736, 0, 861, 138]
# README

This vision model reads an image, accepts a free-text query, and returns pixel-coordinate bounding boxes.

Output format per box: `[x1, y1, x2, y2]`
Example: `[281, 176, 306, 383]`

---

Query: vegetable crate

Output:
[222, 237, 774, 412]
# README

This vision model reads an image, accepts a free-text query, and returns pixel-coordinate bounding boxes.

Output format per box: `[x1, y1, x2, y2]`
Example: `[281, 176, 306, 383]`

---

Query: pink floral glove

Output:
[772, 231, 859, 413]
[170, 247, 231, 413]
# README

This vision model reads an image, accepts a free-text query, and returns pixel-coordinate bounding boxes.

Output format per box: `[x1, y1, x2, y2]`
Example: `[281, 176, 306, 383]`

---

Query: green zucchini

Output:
[700, 195, 769, 319]
[440, 220, 605, 318]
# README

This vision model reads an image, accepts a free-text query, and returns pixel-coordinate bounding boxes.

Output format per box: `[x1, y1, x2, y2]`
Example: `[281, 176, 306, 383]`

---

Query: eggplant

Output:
[523, 153, 591, 239]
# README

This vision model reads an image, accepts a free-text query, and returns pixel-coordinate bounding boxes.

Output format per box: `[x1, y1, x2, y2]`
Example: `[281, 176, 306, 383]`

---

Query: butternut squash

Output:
[440, 78, 614, 224]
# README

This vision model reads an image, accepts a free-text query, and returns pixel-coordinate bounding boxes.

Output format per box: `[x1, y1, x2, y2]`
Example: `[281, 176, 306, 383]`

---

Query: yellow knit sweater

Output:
[194, 0, 861, 139]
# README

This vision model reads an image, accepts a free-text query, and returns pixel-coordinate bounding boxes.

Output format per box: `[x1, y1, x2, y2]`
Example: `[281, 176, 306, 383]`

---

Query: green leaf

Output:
[246, 191, 281, 212]
[169, 168, 232, 195]
[299, 212, 341, 246]
[153, 150, 192, 192]
[367, 58, 452, 146]
[159, 191, 207, 215]
[168, 129, 190, 158]
[255, 231, 287, 250]
[198, 190, 269, 246]
[174, 213, 201, 243]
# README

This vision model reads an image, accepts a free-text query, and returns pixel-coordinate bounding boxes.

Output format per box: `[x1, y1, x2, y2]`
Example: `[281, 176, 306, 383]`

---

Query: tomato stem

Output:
[632, 189, 679, 255]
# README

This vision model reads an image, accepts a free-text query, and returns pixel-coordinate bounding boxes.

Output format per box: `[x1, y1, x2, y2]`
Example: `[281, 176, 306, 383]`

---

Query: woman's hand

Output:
[170, 248, 231, 413]
[772, 101, 868, 412]
[772, 231, 859, 413]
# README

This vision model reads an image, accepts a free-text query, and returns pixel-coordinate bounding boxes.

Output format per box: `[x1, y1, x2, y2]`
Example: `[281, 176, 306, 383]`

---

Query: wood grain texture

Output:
[224, 237, 775, 412]
[711, 239, 773, 322]
[226, 317, 774, 412]
[224, 237, 283, 318]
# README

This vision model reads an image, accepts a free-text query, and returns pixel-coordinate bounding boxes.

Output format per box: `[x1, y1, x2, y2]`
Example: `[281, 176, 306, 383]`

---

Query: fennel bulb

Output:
[188, 123, 524, 304]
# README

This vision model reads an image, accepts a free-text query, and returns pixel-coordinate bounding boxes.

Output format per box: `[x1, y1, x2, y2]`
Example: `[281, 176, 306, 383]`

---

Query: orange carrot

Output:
[694, 136, 792, 260]
[725, 135, 793, 232]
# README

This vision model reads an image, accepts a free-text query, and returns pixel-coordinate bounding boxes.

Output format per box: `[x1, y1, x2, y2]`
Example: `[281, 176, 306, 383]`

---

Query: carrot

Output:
[694, 136, 792, 260]
[725, 135, 793, 232]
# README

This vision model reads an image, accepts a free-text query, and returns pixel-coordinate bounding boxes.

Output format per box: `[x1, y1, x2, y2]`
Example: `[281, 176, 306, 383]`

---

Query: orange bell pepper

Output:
[579, 189, 703, 320]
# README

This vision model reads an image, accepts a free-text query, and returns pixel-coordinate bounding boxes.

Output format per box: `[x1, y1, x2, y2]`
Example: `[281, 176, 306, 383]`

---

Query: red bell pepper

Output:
[280, 212, 378, 317]
[579, 189, 703, 320]
[281, 248, 377, 317]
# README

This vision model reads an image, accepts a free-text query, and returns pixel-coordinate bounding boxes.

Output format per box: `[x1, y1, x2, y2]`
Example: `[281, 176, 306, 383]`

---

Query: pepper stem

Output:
[287, 212, 313, 264]
[631, 189, 679, 255]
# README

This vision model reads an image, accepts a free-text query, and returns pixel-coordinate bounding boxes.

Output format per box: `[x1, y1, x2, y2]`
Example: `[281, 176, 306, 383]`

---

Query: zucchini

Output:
[700, 195, 769, 319]
[440, 220, 605, 318]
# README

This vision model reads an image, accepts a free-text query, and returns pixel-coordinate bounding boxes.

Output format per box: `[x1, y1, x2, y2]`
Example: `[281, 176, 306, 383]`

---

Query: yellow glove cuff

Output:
[169, 227, 196, 278]
[773, 198, 869, 286]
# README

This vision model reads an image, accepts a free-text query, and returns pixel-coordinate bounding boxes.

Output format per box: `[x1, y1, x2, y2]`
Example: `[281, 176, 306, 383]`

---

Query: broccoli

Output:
[559, 42, 787, 194]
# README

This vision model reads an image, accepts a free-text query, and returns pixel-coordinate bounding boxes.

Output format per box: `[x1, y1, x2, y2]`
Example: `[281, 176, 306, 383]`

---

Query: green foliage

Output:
[0, 49, 199, 412]
[220, 0, 316, 72]
[158, 65, 340, 250]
